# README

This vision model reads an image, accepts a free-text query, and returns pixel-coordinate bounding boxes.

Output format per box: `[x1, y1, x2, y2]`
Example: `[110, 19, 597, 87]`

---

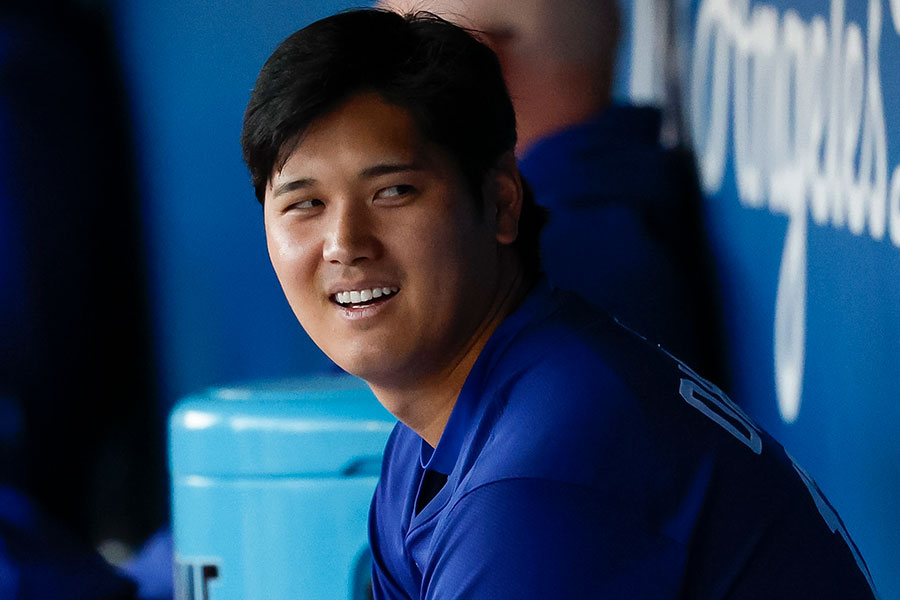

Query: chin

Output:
[325, 350, 394, 384]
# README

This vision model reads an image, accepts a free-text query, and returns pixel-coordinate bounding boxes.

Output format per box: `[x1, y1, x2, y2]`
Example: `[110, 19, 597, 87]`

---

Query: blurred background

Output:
[1, 0, 898, 597]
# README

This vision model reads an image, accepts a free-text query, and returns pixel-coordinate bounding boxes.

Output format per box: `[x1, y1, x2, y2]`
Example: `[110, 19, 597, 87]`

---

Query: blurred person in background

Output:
[379, 0, 727, 385]
[1, 1, 165, 597]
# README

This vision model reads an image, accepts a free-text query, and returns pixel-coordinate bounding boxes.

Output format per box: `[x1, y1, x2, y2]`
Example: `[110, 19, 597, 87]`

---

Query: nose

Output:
[322, 202, 380, 265]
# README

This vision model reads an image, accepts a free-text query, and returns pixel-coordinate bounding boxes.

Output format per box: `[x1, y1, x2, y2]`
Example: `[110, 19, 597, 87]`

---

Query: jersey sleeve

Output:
[419, 477, 688, 600]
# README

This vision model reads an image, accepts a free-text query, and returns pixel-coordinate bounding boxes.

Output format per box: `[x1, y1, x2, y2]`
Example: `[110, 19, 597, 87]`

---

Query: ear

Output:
[483, 151, 523, 245]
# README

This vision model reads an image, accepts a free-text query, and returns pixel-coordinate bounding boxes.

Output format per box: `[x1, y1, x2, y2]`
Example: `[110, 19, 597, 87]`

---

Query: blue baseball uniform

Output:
[369, 281, 877, 599]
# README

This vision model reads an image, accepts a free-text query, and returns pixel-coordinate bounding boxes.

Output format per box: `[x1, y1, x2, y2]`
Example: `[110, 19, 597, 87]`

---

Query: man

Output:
[379, 0, 725, 383]
[241, 9, 877, 599]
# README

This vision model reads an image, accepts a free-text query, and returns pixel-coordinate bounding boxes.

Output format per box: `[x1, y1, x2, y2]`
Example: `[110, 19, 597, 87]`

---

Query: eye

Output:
[284, 198, 324, 213]
[374, 185, 415, 202]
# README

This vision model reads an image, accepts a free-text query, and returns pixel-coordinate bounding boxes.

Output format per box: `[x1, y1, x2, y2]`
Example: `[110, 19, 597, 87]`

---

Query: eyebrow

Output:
[271, 162, 424, 198]
[272, 178, 315, 198]
[360, 162, 423, 179]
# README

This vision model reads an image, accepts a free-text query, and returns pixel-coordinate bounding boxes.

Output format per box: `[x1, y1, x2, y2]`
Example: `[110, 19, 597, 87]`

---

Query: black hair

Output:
[240, 8, 547, 283]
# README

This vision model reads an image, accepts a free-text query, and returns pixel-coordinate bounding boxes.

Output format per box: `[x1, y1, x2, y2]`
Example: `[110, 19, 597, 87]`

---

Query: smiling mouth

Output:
[332, 286, 399, 308]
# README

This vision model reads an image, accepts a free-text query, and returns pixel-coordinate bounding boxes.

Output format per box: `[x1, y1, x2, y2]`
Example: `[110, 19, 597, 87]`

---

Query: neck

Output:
[370, 261, 530, 448]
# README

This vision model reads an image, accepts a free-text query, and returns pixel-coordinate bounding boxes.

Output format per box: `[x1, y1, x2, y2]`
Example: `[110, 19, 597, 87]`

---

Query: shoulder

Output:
[487, 293, 686, 429]
[465, 298, 671, 486]
[469, 295, 809, 507]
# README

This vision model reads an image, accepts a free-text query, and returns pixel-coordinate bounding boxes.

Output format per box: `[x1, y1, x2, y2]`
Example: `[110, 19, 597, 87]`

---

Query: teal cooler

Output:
[169, 374, 396, 600]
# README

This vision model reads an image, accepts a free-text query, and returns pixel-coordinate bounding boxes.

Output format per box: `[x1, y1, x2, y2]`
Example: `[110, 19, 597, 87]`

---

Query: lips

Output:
[333, 286, 399, 307]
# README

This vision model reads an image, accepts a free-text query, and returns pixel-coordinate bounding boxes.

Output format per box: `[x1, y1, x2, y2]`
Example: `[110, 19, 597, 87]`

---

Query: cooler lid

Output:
[169, 374, 396, 477]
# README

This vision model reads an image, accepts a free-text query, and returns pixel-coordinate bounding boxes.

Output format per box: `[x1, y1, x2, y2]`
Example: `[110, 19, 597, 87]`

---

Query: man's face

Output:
[264, 93, 507, 390]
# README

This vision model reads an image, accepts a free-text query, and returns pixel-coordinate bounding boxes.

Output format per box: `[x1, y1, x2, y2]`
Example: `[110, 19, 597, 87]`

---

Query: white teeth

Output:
[334, 286, 399, 305]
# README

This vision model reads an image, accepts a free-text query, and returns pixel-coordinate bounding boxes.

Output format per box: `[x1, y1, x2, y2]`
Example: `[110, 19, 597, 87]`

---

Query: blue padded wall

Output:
[677, 0, 900, 596]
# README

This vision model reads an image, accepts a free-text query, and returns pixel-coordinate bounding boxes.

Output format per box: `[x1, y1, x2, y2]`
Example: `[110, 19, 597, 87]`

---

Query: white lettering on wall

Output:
[690, 0, 899, 423]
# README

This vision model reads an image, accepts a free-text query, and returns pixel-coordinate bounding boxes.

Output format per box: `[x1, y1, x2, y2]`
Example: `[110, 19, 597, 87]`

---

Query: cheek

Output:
[410, 224, 496, 304]
[265, 220, 319, 287]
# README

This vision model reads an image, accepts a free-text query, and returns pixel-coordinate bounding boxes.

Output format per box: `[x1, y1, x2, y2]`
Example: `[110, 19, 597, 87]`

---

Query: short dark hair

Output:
[240, 8, 547, 283]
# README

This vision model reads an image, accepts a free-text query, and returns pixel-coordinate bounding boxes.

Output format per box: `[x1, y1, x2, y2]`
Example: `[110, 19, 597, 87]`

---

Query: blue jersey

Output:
[369, 281, 877, 599]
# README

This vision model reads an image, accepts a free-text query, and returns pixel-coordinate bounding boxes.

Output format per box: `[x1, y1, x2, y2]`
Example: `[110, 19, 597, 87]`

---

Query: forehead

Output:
[273, 93, 446, 183]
